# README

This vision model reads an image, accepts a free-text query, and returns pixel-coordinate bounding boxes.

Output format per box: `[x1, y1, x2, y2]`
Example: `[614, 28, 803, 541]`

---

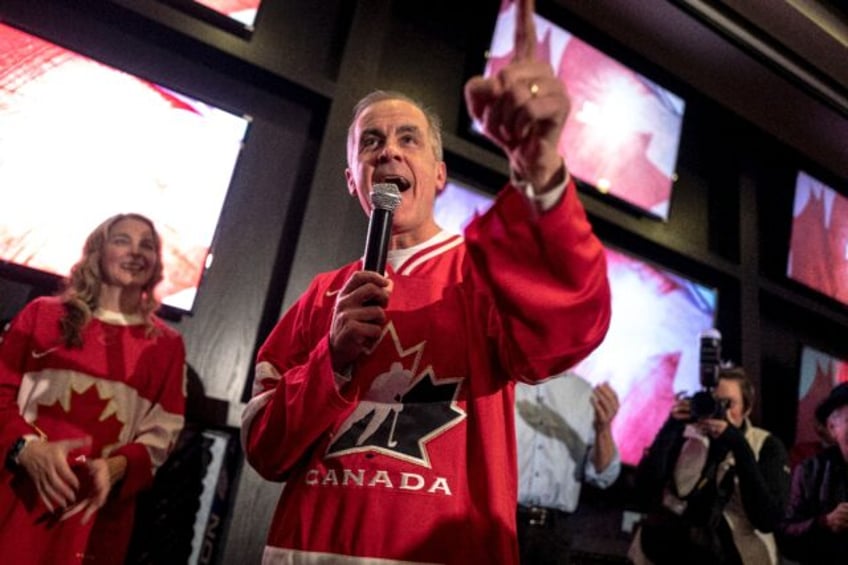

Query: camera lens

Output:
[691, 391, 718, 420]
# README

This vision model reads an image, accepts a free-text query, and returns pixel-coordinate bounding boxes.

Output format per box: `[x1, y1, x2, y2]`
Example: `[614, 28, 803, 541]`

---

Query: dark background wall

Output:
[0, 0, 846, 562]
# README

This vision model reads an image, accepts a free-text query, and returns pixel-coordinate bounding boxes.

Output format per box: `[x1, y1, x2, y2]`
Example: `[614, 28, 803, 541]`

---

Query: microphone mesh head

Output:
[370, 183, 402, 212]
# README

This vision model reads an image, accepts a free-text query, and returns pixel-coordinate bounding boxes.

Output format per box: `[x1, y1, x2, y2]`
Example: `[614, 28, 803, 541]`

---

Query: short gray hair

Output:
[347, 90, 444, 165]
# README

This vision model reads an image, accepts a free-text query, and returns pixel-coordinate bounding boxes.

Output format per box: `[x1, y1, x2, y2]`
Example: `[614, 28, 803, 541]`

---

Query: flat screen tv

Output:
[193, 0, 261, 26]
[787, 171, 848, 306]
[434, 178, 718, 465]
[571, 246, 718, 465]
[433, 180, 495, 235]
[794, 345, 848, 452]
[475, 0, 686, 221]
[163, 0, 263, 34]
[0, 22, 250, 314]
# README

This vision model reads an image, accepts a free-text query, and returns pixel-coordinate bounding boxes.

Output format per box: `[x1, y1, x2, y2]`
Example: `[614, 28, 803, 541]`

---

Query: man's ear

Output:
[435, 161, 447, 195]
[345, 168, 357, 197]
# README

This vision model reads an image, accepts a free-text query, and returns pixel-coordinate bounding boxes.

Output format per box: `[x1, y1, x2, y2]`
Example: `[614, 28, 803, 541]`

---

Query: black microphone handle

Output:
[363, 207, 393, 274]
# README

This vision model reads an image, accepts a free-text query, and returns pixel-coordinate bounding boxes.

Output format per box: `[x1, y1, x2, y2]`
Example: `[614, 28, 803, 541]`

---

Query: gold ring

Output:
[529, 82, 540, 97]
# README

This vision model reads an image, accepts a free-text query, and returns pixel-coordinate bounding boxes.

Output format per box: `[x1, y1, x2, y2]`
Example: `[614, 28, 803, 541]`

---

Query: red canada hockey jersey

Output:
[0, 296, 186, 564]
[243, 182, 611, 564]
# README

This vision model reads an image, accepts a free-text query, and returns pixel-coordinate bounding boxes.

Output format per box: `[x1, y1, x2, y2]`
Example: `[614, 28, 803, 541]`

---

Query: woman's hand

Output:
[670, 396, 692, 421]
[17, 437, 89, 513]
[61, 454, 127, 524]
[697, 417, 729, 438]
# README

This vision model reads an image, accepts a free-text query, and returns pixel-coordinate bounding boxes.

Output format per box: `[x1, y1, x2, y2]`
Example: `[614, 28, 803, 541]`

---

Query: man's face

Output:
[827, 404, 848, 458]
[715, 378, 748, 428]
[346, 98, 447, 248]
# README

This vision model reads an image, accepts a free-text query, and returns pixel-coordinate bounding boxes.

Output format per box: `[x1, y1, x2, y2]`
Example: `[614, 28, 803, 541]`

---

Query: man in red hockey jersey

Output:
[241, 1, 611, 562]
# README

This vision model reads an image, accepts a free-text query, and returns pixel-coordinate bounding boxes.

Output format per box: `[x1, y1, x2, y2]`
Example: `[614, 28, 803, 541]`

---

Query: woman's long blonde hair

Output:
[59, 213, 164, 347]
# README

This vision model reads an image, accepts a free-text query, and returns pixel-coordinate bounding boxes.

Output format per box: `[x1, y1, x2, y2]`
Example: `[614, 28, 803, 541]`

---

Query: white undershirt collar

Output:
[386, 230, 454, 271]
[93, 307, 144, 326]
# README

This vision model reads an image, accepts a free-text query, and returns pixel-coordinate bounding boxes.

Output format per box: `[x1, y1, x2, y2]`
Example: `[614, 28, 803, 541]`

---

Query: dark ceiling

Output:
[553, 0, 848, 180]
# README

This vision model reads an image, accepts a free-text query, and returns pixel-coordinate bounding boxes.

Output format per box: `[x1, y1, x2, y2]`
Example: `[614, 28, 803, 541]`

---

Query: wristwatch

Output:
[5, 435, 37, 471]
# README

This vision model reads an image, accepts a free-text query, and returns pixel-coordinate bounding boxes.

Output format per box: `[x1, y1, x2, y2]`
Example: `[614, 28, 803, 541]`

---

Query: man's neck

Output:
[390, 223, 442, 250]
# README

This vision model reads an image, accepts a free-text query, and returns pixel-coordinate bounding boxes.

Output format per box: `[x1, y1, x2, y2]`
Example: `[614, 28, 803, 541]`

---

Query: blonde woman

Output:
[0, 213, 186, 564]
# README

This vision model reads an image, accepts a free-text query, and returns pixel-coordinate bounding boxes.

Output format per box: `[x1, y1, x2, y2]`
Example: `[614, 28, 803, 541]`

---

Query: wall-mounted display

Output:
[794, 345, 848, 453]
[433, 180, 495, 235]
[159, 0, 262, 36]
[475, 0, 686, 220]
[0, 23, 250, 314]
[787, 170, 848, 306]
[571, 245, 718, 465]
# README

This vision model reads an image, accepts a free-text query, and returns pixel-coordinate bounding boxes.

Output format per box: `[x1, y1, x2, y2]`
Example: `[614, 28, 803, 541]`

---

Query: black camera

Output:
[687, 329, 729, 421]
[689, 390, 730, 421]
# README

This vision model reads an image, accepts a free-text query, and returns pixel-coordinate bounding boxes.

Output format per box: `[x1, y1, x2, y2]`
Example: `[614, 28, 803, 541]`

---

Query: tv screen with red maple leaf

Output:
[475, 0, 685, 221]
[787, 171, 848, 306]
[793, 345, 848, 461]
[0, 22, 249, 314]
[571, 246, 718, 465]
[435, 178, 718, 465]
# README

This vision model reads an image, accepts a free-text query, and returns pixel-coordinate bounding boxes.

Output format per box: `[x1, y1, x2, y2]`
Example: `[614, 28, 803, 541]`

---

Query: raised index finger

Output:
[513, 0, 538, 62]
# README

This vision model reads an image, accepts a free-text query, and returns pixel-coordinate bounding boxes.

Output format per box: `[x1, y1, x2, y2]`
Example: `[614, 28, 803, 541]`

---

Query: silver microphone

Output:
[363, 183, 402, 274]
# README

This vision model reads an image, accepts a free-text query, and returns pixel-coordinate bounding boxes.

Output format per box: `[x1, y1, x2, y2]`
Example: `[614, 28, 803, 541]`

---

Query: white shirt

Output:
[515, 373, 621, 512]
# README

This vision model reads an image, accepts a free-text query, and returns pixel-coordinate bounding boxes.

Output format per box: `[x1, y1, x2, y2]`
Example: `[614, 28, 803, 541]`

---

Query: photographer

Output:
[629, 367, 790, 565]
